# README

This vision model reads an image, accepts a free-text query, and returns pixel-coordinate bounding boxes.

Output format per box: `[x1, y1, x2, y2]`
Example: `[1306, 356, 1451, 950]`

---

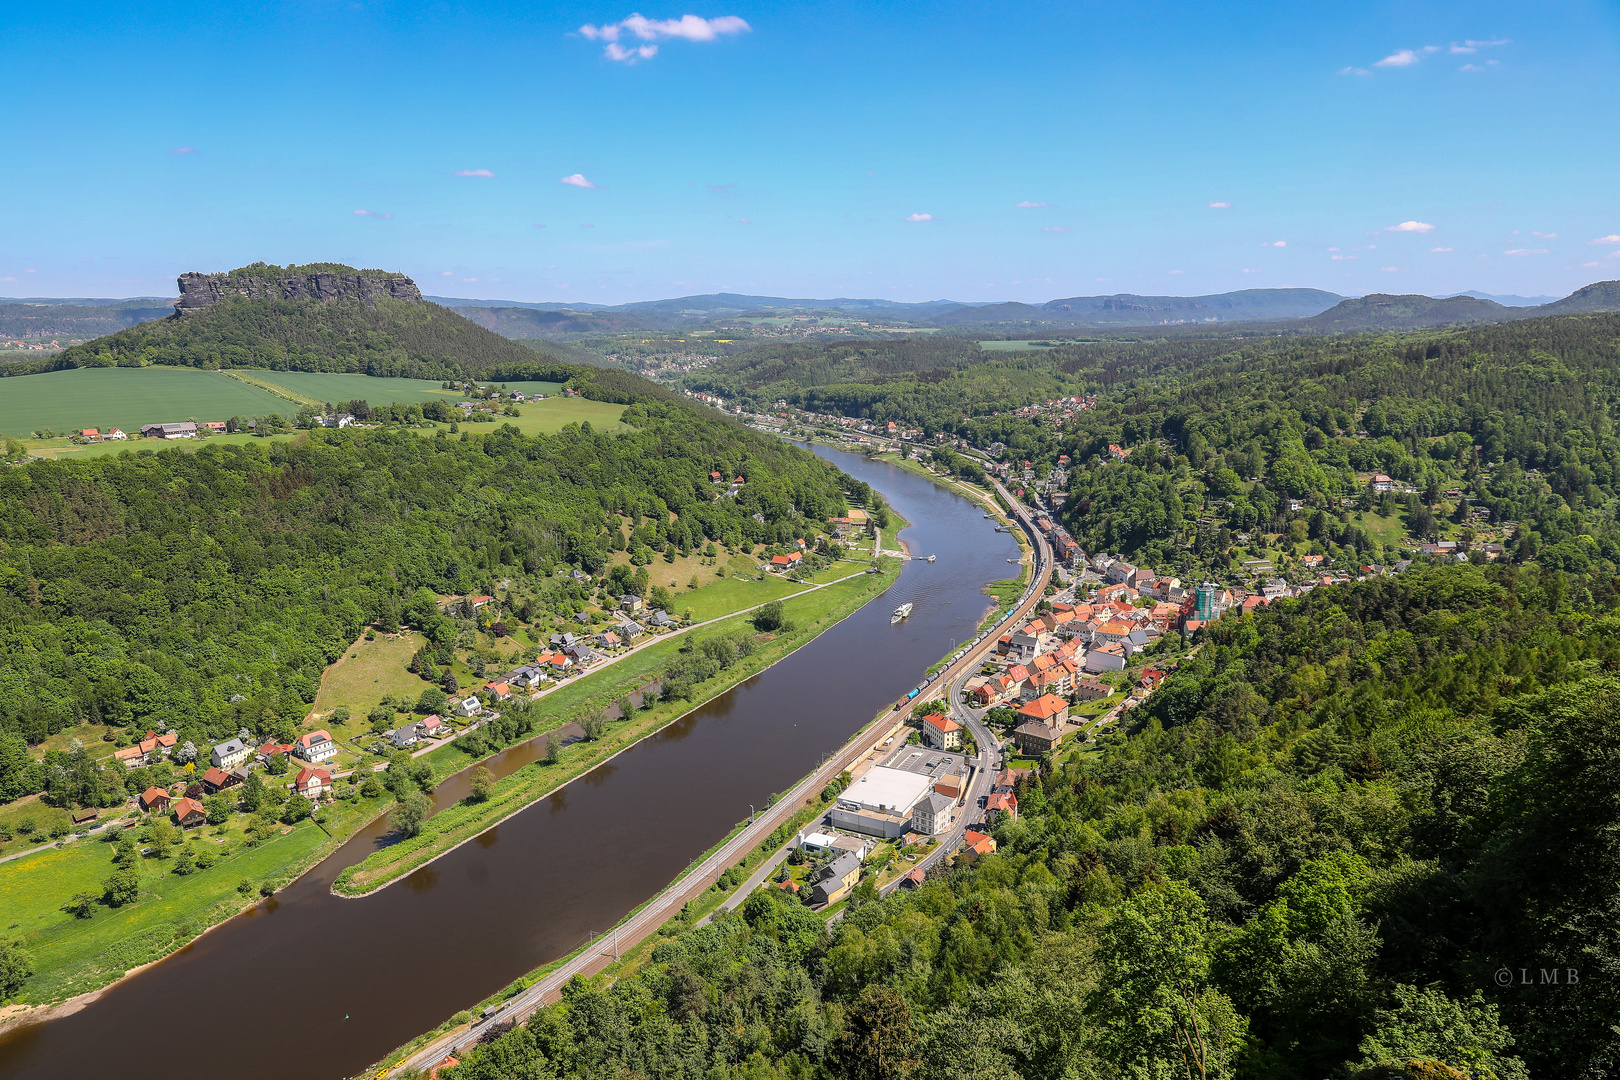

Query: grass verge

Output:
[331, 560, 900, 895]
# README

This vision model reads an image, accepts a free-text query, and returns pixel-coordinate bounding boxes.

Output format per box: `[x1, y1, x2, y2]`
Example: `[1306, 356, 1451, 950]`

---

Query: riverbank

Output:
[0, 558, 898, 1024]
[331, 556, 900, 896]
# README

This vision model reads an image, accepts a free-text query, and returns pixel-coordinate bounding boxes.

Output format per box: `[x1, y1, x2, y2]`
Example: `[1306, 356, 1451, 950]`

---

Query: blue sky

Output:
[3, 0, 1618, 304]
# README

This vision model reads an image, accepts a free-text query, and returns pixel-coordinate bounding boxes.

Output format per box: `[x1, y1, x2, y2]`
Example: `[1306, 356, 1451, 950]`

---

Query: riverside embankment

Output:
[0, 446, 1019, 1080]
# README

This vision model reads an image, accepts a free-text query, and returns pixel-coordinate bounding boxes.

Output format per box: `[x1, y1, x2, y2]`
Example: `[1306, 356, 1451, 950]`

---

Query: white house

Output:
[294, 729, 337, 763]
[453, 695, 482, 717]
[388, 726, 420, 750]
[210, 738, 250, 770]
[294, 767, 332, 800]
[912, 792, 957, 835]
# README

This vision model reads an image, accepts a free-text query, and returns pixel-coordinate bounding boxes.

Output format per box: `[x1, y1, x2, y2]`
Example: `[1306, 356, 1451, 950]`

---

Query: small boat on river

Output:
[892, 602, 913, 623]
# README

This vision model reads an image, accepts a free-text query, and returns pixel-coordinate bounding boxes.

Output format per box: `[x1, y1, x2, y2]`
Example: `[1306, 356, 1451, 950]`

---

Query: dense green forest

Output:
[0, 395, 866, 803]
[691, 312, 1620, 578]
[447, 562, 1620, 1080]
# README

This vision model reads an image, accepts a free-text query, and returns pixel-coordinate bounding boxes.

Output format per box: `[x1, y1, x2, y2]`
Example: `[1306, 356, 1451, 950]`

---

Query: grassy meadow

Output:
[0, 367, 291, 437]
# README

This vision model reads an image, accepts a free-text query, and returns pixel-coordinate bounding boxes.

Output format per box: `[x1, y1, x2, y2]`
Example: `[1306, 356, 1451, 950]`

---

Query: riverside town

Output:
[2, 6, 1617, 1080]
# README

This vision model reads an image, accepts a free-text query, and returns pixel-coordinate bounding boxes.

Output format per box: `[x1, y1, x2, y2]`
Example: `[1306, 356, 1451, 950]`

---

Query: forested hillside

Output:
[7, 289, 567, 381]
[446, 562, 1620, 1080]
[695, 312, 1620, 580]
[0, 397, 862, 801]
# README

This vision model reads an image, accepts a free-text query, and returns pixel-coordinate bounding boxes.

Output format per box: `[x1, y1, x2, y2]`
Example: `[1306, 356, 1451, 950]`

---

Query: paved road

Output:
[886, 477, 1053, 890]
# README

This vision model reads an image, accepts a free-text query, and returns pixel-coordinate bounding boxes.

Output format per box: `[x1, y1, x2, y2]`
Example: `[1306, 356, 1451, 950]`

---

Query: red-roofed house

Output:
[294, 767, 333, 800]
[201, 767, 239, 794]
[920, 713, 962, 751]
[1017, 694, 1069, 726]
[114, 745, 148, 768]
[171, 796, 207, 828]
[986, 792, 1019, 822]
[963, 829, 997, 856]
[769, 552, 803, 570]
[139, 787, 171, 813]
[485, 682, 512, 701]
[258, 741, 293, 761]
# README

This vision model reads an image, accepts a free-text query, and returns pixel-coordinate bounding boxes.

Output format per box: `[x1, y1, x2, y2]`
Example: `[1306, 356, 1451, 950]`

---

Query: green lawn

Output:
[682, 575, 808, 622]
[1347, 510, 1410, 550]
[4, 820, 330, 1003]
[244, 370, 465, 406]
[0, 367, 292, 437]
[494, 397, 626, 435]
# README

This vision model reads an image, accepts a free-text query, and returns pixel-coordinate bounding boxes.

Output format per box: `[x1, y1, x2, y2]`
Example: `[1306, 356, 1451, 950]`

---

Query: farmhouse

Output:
[140, 422, 199, 439]
[171, 797, 207, 828]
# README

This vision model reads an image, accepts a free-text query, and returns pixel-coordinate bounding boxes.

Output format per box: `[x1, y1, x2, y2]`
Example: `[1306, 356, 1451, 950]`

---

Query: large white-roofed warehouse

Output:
[829, 766, 935, 838]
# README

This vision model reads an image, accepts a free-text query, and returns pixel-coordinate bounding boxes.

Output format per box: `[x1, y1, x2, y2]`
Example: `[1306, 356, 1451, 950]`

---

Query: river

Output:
[0, 446, 1019, 1080]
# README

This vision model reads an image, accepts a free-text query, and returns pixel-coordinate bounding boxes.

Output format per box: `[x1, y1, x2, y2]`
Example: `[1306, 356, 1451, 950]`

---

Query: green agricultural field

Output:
[978, 339, 1067, 351]
[493, 380, 565, 396]
[243, 370, 465, 406]
[4, 820, 330, 1003]
[0, 367, 292, 437]
[488, 396, 626, 435]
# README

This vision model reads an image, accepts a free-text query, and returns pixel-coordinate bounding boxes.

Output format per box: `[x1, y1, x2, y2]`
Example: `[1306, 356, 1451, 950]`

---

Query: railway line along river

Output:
[0, 445, 1020, 1080]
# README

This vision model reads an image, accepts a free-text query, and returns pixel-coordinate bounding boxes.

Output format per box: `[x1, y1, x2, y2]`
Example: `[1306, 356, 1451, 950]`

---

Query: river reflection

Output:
[0, 446, 1020, 1080]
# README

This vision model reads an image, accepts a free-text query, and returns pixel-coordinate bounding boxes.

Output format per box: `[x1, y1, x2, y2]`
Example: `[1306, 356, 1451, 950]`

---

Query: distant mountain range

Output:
[1297, 281, 1620, 331]
[9, 280, 1620, 341]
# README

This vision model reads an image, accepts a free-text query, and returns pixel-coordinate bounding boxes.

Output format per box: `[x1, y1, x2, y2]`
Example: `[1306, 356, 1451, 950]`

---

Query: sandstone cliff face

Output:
[175, 263, 423, 315]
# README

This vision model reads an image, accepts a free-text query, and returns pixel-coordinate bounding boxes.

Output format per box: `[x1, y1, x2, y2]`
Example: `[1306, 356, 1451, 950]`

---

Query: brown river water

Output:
[0, 446, 1018, 1080]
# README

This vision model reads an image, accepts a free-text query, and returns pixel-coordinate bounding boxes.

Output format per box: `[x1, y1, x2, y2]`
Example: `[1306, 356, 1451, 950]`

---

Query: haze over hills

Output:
[10, 280, 1620, 344]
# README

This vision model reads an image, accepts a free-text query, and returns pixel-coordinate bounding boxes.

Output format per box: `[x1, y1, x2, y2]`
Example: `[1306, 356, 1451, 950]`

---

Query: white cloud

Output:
[169, 146, 196, 155]
[1337, 66, 1371, 77]
[1331, 254, 1355, 261]
[353, 209, 393, 219]
[905, 213, 932, 222]
[1376, 49, 1422, 67]
[455, 168, 495, 178]
[1241, 268, 1258, 274]
[559, 173, 598, 188]
[1168, 270, 1184, 274]
[1532, 231, 1558, 238]
[25, 268, 36, 273]
[582, 13, 750, 62]
[1270, 240, 1286, 247]
[0, 276, 14, 283]
[1016, 201, 1050, 208]
[1381, 266, 1400, 272]
[1209, 201, 1232, 208]
[463, 278, 478, 283]
[1386, 221, 1435, 233]
[441, 271, 454, 276]
[605, 42, 658, 62]
[1042, 226, 1071, 233]
[1453, 38, 1510, 53]
[1583, 261, 1602, 268]
[1504, 248, 1549, 256]
[1460, 64, 1484, 72]
[1586, 235, 1620, 245]
[739, 217, 751, 224]
[1431, 247, 1453, 252]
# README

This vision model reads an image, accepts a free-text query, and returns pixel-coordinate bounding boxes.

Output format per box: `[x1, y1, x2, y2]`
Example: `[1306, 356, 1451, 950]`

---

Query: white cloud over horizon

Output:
[1386, 221, 1436, 233]
[906, 213, 932, 222]
[582, 13, 750, 63]
[560, 174, 598, 188]
[1016, 201, 1049, 208]
[353, 209, 393, 218]
[455, 168, 495, 178]
[1587, 235, 1620, 245]
[1504, 248, 1549, 256]
[1209, 201, 1231, 208]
